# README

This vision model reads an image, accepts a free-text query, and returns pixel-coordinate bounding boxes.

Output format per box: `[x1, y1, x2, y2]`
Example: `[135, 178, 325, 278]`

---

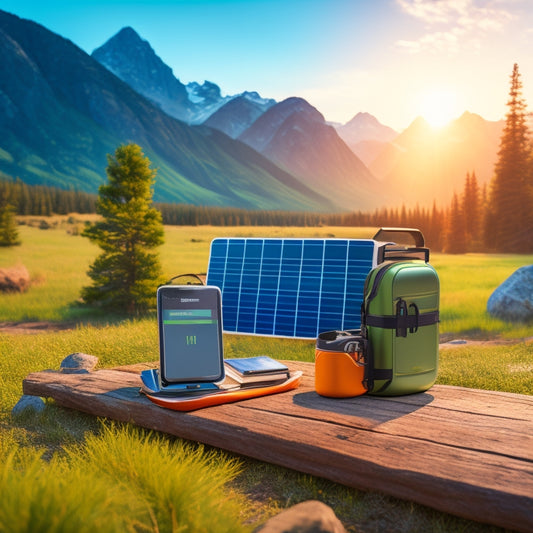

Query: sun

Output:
[419, 89, 458, 128]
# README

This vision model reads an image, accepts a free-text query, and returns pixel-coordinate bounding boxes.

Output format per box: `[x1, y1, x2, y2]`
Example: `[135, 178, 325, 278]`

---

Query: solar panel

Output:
[206, 238, 379, 338]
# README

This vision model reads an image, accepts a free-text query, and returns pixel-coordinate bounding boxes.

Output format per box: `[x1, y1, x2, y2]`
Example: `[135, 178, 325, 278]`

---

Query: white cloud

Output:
[395, 0, 515, 54]
[397, 27, 466, 55]
[397, 0, 470, 24]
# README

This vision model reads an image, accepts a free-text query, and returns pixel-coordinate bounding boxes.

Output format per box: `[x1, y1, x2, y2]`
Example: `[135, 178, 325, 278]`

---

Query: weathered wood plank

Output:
[23, 361, 533, 533]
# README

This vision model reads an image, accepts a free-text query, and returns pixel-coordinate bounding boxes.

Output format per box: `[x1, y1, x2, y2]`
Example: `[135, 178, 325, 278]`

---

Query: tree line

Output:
[0, 177, 97, 216]
[0, 173, 497, 253]
[0, 169, 526, 254]
[0, 169, 527, 254]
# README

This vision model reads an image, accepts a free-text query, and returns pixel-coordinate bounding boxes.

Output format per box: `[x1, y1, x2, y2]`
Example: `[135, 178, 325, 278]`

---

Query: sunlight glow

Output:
[419, 89, 459, 128]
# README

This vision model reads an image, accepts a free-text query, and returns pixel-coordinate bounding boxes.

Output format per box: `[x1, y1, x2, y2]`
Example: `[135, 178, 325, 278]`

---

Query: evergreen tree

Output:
[427, 201, 444, 251]
[445, 193, 467, 253]
[462, 171, 482, 248]
[485, 63, 532, 252]
[0, 202, 20, 246]
[81, 144, 164, 314]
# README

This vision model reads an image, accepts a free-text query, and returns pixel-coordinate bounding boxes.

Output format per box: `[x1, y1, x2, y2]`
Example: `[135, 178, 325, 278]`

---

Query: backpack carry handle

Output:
[373, 227, 425, 248]
[382, 247, 430, 262]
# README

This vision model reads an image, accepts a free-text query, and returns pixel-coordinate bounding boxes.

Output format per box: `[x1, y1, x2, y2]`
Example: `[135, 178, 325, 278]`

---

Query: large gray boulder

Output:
[487, 265, 533, 323]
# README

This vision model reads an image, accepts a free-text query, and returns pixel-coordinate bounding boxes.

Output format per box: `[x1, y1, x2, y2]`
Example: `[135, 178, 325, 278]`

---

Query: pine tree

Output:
[18, 179, 32, 215]
[462, 171, 482, 248]
[426, 201, 444, 251]
[0, 202, 20, 246]
[486, 63, 532, 252]
[445, 193, 467, 253]
[81, 144, 164, 314]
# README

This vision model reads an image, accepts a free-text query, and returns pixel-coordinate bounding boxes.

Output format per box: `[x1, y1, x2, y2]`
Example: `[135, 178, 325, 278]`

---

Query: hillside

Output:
[0, 10, 335, 212]
[239, 98, 386, 210]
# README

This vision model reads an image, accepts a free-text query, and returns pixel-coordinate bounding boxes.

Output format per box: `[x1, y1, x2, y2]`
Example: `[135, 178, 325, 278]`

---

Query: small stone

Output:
[12, 395, 46, 416]
[487, 266, 533, 323]
[60, 352, 98, 374]
[253, 500, 347, 533]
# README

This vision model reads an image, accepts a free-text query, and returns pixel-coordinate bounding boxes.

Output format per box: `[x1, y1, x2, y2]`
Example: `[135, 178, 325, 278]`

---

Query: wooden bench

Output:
[23, 360, 533, 533]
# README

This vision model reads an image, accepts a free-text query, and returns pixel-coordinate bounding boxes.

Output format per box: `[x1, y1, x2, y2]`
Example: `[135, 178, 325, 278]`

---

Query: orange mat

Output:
[142, 371, 303, 411]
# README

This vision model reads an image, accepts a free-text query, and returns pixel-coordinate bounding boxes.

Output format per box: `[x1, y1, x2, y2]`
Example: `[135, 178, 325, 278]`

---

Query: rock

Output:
[253, 500, 347, 533]
[487, 266, 533, 323]
[12, 395, 46, 416]
[60, 352, 98, 374]
[0, 264, 30, 293]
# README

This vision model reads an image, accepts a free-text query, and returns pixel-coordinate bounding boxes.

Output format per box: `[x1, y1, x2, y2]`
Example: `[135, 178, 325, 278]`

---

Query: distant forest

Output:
[0, 171, 503, 253]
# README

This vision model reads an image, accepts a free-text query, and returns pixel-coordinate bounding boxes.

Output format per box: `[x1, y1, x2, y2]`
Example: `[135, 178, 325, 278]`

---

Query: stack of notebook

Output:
[222, 356, 290, 388]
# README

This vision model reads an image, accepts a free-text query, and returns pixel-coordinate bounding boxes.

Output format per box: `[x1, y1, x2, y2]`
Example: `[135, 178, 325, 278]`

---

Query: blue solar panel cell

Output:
[206, 238, 378, 338]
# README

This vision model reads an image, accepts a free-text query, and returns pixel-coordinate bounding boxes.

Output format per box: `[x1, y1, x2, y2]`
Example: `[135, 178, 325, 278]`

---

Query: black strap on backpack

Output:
[361, 263, 396, 393]
[362, 340, 394, 394]
[364, 299, 440, 338]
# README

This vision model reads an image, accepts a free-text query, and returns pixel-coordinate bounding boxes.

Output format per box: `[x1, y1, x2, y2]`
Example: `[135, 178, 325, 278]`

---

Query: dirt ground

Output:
[0, 321, 77, 335]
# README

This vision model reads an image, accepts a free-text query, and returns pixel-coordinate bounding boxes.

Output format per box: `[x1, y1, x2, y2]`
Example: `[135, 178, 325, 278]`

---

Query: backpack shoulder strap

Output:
[361, 263, 396, 393]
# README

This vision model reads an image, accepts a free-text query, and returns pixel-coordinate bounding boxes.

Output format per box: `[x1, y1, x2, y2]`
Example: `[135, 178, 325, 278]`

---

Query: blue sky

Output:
[3, 0, 533, 131]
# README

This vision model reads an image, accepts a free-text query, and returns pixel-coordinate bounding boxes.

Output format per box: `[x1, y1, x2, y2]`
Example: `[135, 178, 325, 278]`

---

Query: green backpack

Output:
[361, 260, 440, 396]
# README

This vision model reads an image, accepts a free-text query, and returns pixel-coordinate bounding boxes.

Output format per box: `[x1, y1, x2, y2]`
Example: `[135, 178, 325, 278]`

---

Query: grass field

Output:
[1, 220, 532, 532]
[2, 220, 532, 338]
[0, 222, 377, 322]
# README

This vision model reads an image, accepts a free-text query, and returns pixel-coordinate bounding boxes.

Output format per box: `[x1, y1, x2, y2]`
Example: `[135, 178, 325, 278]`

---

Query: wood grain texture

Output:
[23, 360, 533, 532]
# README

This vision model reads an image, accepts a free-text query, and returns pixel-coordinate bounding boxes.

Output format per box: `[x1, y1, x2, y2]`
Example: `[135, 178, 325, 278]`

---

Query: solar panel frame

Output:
[206, 237, 380, 339]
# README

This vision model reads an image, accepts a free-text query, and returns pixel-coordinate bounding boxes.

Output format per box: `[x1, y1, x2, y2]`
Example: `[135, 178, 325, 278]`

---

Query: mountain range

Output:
[237, 98, 385, 209]
[334, 112, 399, 166]
[0, 10, 335, 211]
[0, 11, 508, 212]
[92, 27, 277, 126]
[371, 113, 504, 205]
[91, 27, 383, 210]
